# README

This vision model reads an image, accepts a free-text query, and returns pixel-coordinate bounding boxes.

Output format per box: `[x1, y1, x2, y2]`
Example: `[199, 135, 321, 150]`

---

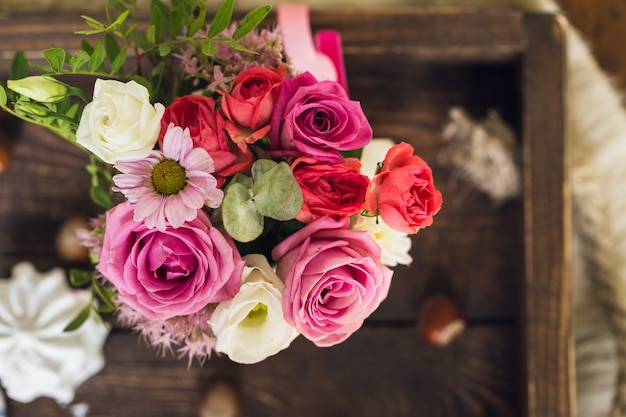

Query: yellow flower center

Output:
[241, 302, 268, 327]
[152, 159, 186, 196]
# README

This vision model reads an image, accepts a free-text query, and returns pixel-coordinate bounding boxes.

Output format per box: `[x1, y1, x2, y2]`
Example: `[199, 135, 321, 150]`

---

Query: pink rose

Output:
[365, 142, 442, 233]
[160, 94, 254, 186]
[220, 66, 286, 146]
[291, 156, 370, 223]
[268, 72, 372, 164]
[97, 201, 244, 321]
[272, 216, 392, 347]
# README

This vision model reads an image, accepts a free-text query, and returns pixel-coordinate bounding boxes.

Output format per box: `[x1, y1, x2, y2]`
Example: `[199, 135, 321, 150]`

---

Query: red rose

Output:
[365, 142, 442, 233]
[291, 156, 370, 223]
[220, 65, 286, 146]
[160, 94, 254, 186]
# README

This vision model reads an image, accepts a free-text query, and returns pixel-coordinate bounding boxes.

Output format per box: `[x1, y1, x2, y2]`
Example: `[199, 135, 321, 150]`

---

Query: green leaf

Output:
[146, 24, 156, 45]
[0, 85, 6, 107]
[92, 278, 116, 311]
[109, 47, 127, 75]
[200, 40, 217, 56]
[187, 5, 206, 37]
[228, 39, 257, 55]
[63, 303, 92, 332]
[81, 39, 95, 55]
[169, 3, 187, 38]
[111, 9, 130, 27]
[88, 42, 106, 72]
[108, 0, 128, 13]
[158, 42, 172, 57]
[232, 5, 271, 40]
[252, 162, 303, 221]
[9, 51, 28, 80]
[69, 50, 91, 72]
[69, 269, 92, 287]
[90, 185, 113, 209]
[150, 0, 170, 33]
[207, 0, 234, 38]
[80, 15, 106, 31]
[104, 33, 121, 64]
[97, 302, 117, 314]
[251, 159, 277, 182]
[43, 47, 66, 72]
[129, 32, 150, 51]
[222, 182, 264, 243]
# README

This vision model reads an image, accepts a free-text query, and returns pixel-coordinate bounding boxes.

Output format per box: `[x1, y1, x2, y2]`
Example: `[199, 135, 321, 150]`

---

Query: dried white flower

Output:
[440, 107, 521, 204]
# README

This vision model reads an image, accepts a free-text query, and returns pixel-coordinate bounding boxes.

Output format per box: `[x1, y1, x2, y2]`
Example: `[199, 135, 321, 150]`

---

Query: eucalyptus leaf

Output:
[63, 303, 92, 332]
[207, 0, 234, 38]
[223, 182, 264, 243]
[69, 269, 92, 287]
[252, 162, 302, 221]
[251, 159, 277, 182]
[232, 5, 271, 40]
[43, 47, 66, 72]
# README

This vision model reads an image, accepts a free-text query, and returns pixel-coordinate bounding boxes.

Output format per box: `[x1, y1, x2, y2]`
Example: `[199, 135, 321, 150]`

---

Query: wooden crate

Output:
[0, 7, 571, 417]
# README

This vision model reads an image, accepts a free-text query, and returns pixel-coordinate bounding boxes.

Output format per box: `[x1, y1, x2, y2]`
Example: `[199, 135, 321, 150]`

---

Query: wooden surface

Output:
[558, 0, 626, 89]
[0, 8, 570, 417]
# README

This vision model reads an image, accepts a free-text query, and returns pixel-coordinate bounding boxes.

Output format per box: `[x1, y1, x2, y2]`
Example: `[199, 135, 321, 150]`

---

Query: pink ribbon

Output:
[277, 4, 348, 94]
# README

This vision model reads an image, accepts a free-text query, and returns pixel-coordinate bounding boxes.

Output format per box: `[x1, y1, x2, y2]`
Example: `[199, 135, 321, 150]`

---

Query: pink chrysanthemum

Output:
[112, 123, 223, 231]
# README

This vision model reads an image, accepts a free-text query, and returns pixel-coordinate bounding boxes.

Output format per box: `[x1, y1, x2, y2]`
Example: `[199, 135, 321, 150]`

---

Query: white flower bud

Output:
[7, 76, 70, 103]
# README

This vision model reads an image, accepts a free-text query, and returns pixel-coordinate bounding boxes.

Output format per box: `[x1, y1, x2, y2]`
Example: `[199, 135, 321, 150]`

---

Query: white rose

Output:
[209, 254, 299, 364]
[76, 78, 165, 164]
[351, 215, 413, 267]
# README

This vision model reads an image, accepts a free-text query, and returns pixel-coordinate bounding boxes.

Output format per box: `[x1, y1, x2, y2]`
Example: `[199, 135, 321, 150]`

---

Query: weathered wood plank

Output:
[6, 326, 520, 417]
[521, 13, 573, 417]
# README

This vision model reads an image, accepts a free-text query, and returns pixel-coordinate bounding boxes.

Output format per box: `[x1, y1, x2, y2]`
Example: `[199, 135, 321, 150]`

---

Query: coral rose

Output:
[219, 66, 285, 145]
[291, 156, 370, 223]
[365, 142, 442, 233]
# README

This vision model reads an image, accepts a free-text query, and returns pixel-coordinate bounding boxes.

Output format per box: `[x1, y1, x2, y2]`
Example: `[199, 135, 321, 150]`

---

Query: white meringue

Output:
[0, 262, 109, 405]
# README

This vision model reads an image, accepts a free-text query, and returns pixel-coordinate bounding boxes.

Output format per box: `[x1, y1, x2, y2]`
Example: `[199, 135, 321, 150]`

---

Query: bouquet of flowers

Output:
[0, 0, 442, 365]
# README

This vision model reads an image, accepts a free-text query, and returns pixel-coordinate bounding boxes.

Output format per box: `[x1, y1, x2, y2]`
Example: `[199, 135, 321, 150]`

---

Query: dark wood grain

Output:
[0, 7, 570, 417]
[521, 13, 574, 417]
